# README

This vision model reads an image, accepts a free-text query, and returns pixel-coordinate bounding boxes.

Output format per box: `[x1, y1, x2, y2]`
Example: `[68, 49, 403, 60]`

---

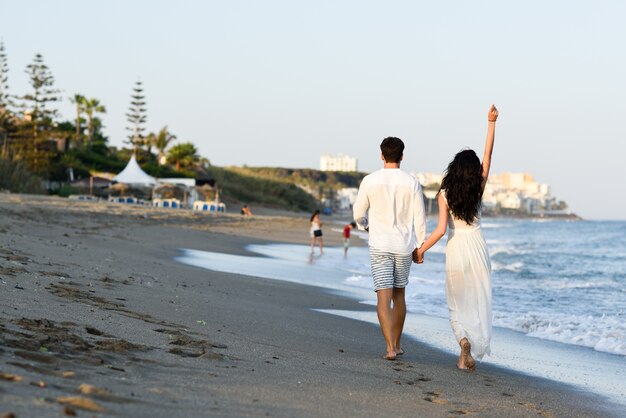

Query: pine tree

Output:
[126, 80, 147, 152]
[16, 53, 61, 174]
[0, 41, 11, 113]
[0, 41, 13, 157]
[20, 53, 61, 141]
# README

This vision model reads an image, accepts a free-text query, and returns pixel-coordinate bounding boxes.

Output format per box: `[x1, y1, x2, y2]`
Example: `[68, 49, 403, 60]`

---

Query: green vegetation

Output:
[0, 41, 357, 213]
[206, 166, 318, 212]
[167, 142, 199, 171]
[0, 158, 42, 193]
[230, 166, 366, 189]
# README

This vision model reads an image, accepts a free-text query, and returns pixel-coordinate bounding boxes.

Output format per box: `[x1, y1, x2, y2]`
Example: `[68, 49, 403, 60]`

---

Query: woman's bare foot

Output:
[460, 338, 476, 371]
[384, 349, 397, 360]
[395, 347, 404, 356]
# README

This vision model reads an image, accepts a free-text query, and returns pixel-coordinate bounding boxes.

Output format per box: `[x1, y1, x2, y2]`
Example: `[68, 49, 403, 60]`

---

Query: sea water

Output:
[176, 218, 626, 404]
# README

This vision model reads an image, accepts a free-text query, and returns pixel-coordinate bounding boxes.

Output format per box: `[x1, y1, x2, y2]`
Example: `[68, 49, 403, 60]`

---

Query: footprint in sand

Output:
[423, 390, 447, 405]
[517, 401, 555, 418]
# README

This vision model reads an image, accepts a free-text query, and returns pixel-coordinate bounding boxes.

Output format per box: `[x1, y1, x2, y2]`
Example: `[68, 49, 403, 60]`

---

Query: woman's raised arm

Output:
[481, 104, 499, 191]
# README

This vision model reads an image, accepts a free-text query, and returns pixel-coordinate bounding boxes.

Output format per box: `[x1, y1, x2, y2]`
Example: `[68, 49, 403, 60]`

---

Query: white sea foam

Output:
[493, 312, 626, 356]
[343, 274, 371, 290]
[491, 261, 524, 272]
[534, 279, 620, 290]
[481, 222, 512, 229]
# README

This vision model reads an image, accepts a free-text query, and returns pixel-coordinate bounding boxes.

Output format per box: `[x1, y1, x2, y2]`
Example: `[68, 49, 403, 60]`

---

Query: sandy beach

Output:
[0, 194, 621, 417]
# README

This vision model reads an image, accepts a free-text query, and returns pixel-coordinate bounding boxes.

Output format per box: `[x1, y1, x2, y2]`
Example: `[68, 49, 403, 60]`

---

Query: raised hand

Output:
[488, 104, 499, 122]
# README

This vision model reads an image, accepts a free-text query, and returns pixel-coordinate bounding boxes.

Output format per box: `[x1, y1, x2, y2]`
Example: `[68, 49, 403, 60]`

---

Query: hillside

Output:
[206, 167, 367, 213]
[218, 166, 367, 212]
[205, 166, 320, 212]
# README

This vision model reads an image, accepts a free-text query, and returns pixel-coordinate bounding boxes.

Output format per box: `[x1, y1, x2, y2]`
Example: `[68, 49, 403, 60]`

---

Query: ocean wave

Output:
[489, 245, 528, 257]
[533, 279, 620, 291]
[343, 274, 371, 289]
[481, 222, 512, 229]
[492, 261, 524, 272]
[493, 312, 626, 356]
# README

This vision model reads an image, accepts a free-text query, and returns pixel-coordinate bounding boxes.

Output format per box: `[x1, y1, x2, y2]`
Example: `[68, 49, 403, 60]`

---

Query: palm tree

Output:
[167, 142, 199, 171]
[153, 126, 176, 164]
[144, 131, 157, 155]
[69, 94, 85, 146]
[82, 98, 106, 146]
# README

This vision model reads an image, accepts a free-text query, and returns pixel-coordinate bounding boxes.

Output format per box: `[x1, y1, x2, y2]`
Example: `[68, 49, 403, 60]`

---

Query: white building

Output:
[414, 172, 443, 188]
[500, 192, 523, 210]
[335, 187, 359, 211]
[320, 154, 358, 172]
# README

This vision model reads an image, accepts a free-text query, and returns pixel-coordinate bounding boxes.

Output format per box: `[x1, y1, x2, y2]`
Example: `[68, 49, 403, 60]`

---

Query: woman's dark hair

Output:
[440, 149, 483, 224]
[310, 209, 320, 222]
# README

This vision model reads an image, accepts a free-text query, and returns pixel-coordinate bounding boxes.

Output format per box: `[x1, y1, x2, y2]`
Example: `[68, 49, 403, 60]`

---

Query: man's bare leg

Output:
[391, 287, 406, 355]
[376, 289, 396, 359]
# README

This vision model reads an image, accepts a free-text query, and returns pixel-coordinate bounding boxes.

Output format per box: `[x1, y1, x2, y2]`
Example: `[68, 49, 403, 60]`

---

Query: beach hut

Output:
[153, 178, 202, 209]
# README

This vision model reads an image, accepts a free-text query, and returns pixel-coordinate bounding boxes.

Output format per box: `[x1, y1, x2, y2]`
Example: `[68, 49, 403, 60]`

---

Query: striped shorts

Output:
[369, 248, 412, 291]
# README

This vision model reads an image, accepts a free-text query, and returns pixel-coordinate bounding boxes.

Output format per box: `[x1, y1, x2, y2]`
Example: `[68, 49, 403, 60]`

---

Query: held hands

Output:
[412, 247, 424, 264]
[488, 104, 499, 122]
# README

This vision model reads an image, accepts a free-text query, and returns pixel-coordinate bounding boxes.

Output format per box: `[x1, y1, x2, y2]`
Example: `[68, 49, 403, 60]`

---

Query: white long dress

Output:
[444, 198, 492, 360]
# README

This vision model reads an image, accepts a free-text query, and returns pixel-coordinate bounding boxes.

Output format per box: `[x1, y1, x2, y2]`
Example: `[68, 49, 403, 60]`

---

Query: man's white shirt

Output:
[353, 168, 426, 254]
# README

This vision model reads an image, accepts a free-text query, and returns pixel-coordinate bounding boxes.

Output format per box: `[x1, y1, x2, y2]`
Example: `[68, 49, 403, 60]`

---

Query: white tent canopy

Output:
[112, 155, 156, 186]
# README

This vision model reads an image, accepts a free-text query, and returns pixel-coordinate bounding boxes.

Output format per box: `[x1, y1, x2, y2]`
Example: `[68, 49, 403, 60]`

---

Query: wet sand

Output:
[0, 194, 621, 417]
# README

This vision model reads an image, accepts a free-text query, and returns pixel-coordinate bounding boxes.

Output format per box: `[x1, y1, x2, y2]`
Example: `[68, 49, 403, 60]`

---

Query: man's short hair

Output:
[380, 137, 404, 163]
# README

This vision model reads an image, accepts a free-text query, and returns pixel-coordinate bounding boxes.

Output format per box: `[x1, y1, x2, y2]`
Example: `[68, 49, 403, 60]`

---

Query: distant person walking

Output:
[343, 221, 357, 256]
[353, 137, 426, 360]
[310, 210, 323, 255]
[416, 105, 499, 371]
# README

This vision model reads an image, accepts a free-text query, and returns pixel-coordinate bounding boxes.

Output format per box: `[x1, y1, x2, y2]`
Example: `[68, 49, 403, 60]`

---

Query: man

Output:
[353, 137, 426, 360]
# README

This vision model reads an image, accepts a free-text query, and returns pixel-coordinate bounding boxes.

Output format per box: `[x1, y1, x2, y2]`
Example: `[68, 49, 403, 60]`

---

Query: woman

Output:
[310, 210, 324, 255]
[416, 104, 499, 371]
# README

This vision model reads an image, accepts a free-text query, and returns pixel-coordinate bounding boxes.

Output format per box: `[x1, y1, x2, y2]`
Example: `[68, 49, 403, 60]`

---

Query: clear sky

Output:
[2, 1, 624, 219]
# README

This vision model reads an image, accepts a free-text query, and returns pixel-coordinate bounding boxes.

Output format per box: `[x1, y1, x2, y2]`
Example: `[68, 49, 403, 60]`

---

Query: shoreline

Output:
[177, 242, 626, 405]
[0, 194, 621, 417]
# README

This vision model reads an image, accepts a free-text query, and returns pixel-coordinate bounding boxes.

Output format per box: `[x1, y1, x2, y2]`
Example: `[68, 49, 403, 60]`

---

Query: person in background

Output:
[241, 205, 253, 216]
[310, 209, 323, 255]
[343, 221, 357, 256]
[416, 105, 499, 371]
